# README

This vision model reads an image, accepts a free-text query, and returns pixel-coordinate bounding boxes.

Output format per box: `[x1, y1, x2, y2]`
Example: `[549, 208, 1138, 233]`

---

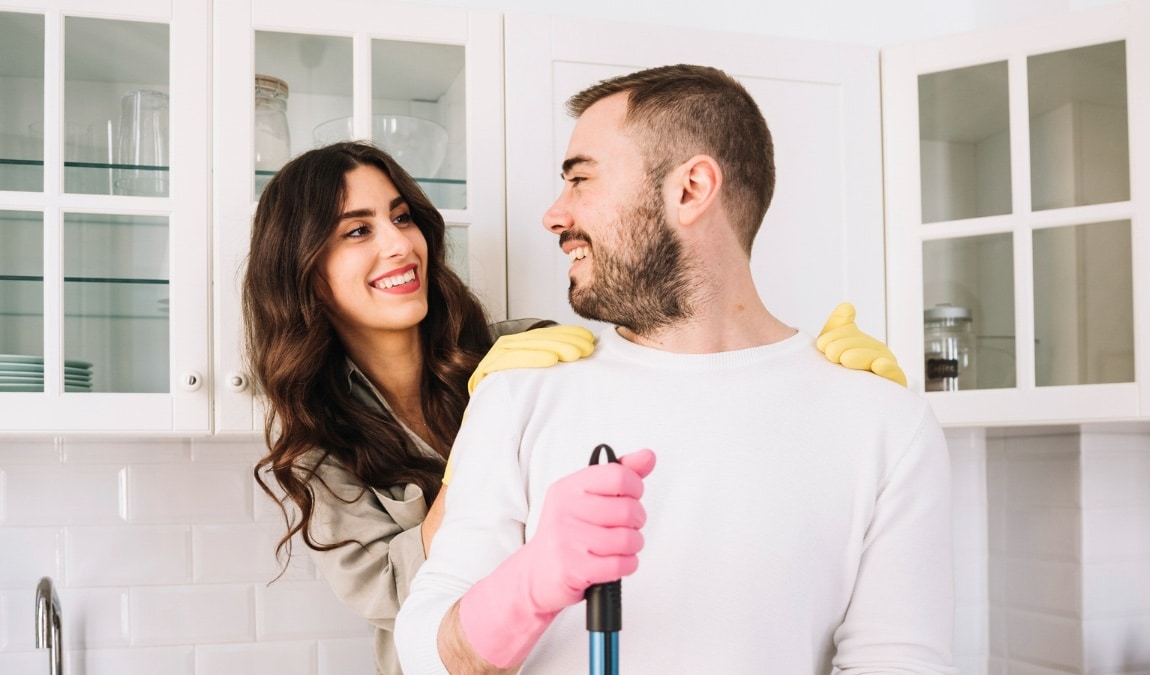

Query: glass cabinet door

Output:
[214, 2, 505, 432]
[883, 3, 1146, 424]
[0, 4, 209, 431]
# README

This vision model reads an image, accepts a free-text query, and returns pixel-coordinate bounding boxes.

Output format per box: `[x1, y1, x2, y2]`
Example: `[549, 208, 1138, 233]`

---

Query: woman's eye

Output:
[346, 224, 370, 238]
[393, 212, 413, 228]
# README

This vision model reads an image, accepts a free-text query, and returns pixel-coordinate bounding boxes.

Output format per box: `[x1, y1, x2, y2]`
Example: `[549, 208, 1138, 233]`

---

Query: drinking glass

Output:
[115, 90, 169, 196]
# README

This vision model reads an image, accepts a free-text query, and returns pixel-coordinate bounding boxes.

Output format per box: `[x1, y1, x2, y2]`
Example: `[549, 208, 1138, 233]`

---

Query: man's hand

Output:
[817, 302, 907, 386]
[449, 449, 657, 670]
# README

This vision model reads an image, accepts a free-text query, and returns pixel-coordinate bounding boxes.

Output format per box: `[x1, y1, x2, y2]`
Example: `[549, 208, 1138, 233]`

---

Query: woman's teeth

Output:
[568, 246, 589, 263]
[373, 269, 416, 289]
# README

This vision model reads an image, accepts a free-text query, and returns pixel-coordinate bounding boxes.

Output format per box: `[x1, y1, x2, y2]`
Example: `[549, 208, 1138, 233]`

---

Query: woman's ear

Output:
[668, 154, 722, 227]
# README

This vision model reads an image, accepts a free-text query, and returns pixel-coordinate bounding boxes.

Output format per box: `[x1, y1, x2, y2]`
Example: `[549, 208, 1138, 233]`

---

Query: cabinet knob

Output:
[226, 372, 249, 392]
[179, 371, 204, 392]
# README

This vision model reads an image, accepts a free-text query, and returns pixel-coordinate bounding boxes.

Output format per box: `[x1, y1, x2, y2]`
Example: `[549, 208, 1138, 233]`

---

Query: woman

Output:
[243, 140, 523, 673]
[242, 141, 903, 675]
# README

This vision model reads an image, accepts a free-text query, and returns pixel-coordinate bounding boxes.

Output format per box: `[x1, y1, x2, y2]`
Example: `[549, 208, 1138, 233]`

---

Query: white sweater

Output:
[396, 329, 957, 674]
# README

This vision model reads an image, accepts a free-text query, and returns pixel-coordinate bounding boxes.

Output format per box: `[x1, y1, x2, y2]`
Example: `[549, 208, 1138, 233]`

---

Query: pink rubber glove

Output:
[458, 449, 657, 668]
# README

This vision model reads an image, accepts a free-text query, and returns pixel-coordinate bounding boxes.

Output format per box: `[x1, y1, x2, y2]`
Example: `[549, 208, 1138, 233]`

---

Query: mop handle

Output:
[585, 444, 622, 675]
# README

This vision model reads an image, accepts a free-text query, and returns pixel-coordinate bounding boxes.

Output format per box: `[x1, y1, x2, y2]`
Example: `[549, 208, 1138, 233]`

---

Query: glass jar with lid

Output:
[253, 74, 291, 172]
[924, 303, 976, 391]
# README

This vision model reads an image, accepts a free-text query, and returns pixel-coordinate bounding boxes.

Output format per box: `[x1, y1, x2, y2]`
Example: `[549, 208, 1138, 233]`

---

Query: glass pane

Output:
[372, 40, 466, 209]
[0, 12, 45, 192]
[1033, 220, 1133, 386]
[0, 211, 44, 392]
[65, 17, 170, 196]
[919, 62, 1011, 223]
[255, 31, 353, 196]
[446, 223, 469, 283]
[64, 213, 169, 393]
[1029, 41, 1128, 211]
[923, 233, 1015, 390]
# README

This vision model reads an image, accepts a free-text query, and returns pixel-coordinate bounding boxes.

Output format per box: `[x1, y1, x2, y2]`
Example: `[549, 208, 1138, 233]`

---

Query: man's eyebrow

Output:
[561, 155, 595, 177]
[337, 197, 405, 221]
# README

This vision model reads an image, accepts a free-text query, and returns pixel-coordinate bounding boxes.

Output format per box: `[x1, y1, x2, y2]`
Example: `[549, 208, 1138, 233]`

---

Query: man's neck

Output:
[616, 296, 796, 354]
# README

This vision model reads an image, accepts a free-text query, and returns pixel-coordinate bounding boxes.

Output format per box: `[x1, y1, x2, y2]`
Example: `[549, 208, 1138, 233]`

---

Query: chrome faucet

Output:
[34, 576, 62, 675]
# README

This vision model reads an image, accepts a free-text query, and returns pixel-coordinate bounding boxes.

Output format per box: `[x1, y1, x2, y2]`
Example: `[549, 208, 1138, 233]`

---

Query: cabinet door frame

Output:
[504, 12, 886, 341]
[213, 0, 506, 433]
[882, 3, 1147, 426]
[0, 0, 211, 433]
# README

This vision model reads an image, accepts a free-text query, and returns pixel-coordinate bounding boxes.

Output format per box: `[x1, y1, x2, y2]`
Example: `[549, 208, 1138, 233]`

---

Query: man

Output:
[396, 64, 955, 673]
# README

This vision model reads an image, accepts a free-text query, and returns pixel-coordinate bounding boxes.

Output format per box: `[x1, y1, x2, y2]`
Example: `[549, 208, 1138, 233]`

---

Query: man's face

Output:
[543, 93, 695, 334]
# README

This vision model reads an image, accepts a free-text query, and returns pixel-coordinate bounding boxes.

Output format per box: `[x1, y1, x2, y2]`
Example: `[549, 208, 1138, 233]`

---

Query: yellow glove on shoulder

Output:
[467, 325, 596, 394]
[817, 302, 907, 387]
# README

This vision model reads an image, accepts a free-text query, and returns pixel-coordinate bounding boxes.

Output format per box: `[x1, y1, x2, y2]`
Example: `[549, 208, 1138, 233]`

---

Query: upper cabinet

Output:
[882, 3, 1149, 425]
[504, 13, 887, 340]
[0, 1, 210, 432]
[212, 0, 506, 432]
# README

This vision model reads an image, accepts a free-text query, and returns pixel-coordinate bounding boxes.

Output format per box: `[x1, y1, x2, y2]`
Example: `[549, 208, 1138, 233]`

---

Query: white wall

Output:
[424, 0, 1132, 47]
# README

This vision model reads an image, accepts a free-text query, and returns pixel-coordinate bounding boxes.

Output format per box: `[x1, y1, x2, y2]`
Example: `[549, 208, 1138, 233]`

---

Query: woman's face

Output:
[316, 164, 430, 343]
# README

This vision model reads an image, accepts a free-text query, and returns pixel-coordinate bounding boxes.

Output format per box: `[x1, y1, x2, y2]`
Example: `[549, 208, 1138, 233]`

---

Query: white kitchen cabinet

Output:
[212, 0, 506, 433]
[0, 0, 211, 432]
[882, 3, 1149, 426]
[504, 13, 887, 340]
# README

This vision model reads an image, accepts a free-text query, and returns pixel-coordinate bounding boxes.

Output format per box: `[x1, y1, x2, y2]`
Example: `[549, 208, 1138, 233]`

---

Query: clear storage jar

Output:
[254, 75, 291, 172]
[924, 304, 976, 391]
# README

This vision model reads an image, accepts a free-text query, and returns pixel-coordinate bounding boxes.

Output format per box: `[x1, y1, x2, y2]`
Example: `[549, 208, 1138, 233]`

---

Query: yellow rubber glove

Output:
[816, 302, 907, 387]
[467, 324, 596, 394]
[446, 325, 597, 485]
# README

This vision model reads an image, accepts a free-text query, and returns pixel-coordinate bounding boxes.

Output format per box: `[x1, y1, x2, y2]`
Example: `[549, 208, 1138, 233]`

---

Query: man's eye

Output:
[568, 176, 586, 186]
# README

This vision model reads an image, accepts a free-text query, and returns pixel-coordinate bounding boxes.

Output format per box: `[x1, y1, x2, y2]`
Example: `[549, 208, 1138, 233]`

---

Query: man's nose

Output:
[543, 192, 572, 235]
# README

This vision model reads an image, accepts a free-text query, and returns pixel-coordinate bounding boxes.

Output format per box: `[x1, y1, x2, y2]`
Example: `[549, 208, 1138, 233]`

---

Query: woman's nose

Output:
[378, 224, 414, 257]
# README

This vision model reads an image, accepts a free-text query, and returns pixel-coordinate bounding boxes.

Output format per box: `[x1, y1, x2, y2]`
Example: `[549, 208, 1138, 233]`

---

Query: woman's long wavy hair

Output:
[242, 141, 492, 566]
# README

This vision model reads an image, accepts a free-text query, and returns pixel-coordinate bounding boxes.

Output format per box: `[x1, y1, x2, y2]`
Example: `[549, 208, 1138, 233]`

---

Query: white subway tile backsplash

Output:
[1004, 558, 1080, 616]
[0, 650, 52, 674]
[195, 640, 316, 675]
[190, 436, 264, 464]
[1006, 454, 1079, 508]
[128, 464, 252, 524]
[1083, 560, 1150, 616]
[1081, 440, 1150, 508]
[1006, 609, 1083, 670]
[0, 527, 61, 586]
[63, 437, 192, 464]
[193, 523, 314, 583]
[2, 464, 126, 525]
[318, 637, 375, 675]
[79, 645, 194, 675]
[67, 525, 192, 586]
[62, 587, 130, 648]
[955, 550, 988, 604]
[0, 437, 60, 465]
[1083, 615, 1150, 670]
[131, 585, 254, 645]
[1, 589, 35, 650]
[1082, 506, 1150, 562]
[256, 580, 371, 641]
[1004, 506, 1080, 560]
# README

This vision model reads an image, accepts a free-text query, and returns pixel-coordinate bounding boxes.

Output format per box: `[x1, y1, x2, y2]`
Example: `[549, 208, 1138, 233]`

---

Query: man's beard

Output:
[567, 182, 697, 335]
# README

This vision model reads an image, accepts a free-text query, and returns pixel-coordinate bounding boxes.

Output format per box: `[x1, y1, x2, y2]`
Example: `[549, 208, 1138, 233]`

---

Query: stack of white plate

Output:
[0, 354, 94, 392]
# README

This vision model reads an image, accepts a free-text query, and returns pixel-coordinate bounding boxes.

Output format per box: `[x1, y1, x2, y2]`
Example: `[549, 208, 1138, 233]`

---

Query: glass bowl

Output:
[313, 114, 449, 179]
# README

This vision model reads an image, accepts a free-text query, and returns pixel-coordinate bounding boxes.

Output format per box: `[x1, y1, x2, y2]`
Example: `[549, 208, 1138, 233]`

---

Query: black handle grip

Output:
[586, 444, 623, 633]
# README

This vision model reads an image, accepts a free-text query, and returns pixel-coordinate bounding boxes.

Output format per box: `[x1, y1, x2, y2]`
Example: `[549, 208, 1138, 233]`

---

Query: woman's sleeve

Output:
[306, 455, 430, 629]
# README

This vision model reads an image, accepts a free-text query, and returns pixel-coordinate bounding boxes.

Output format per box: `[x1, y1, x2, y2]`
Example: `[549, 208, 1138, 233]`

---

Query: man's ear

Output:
[668, 154, 722, 227]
